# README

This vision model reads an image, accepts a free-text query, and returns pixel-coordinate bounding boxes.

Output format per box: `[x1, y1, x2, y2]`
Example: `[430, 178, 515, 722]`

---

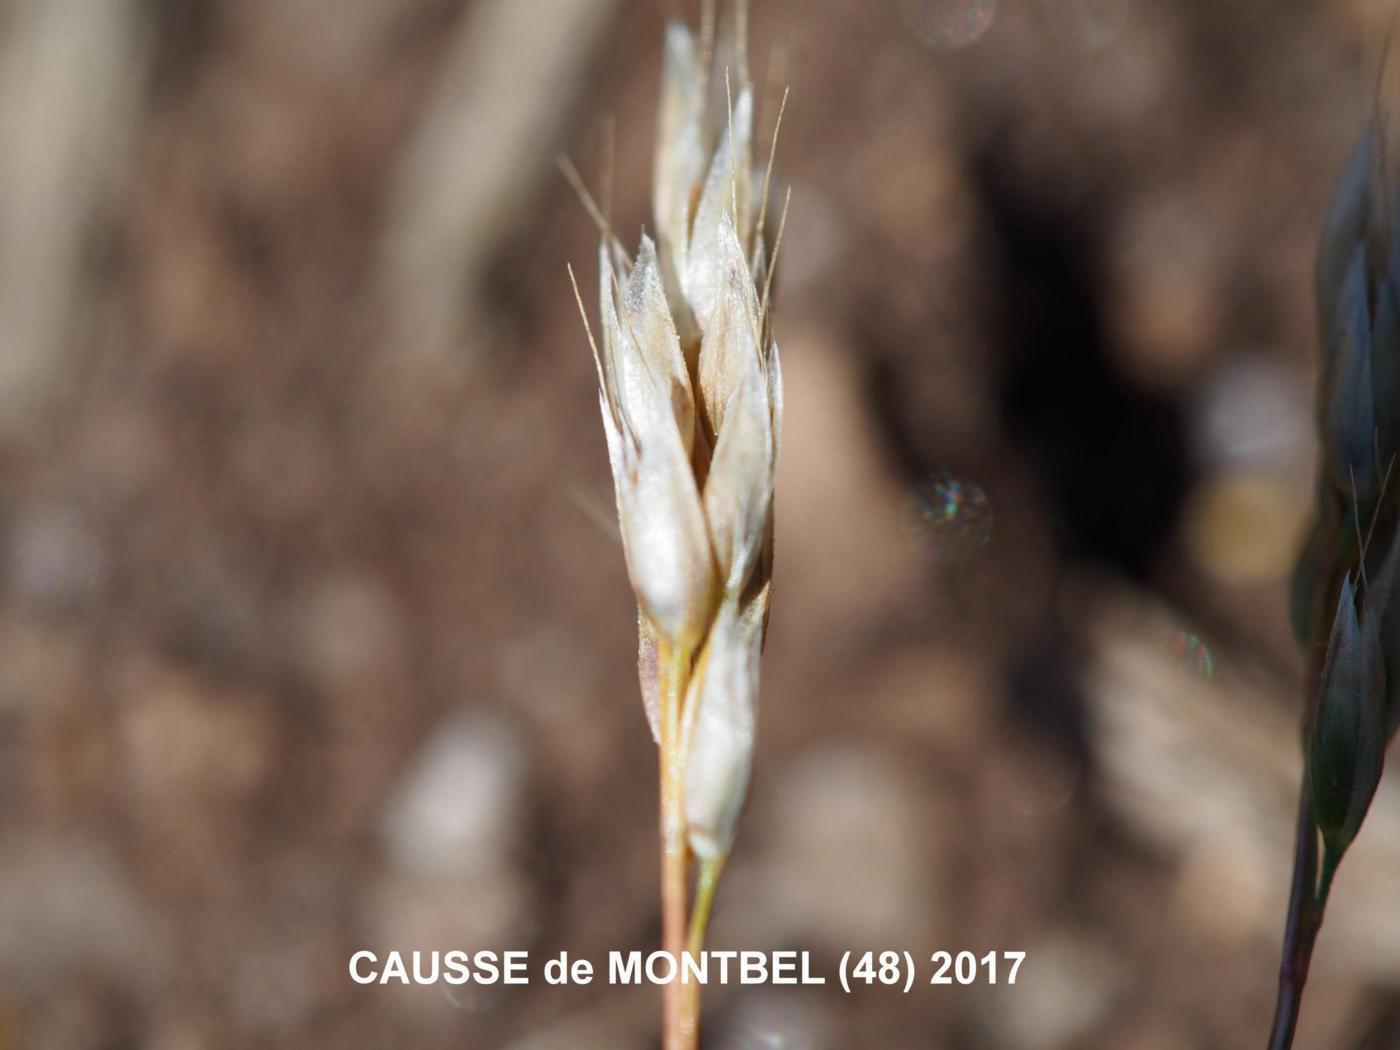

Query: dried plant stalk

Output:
[567, 3, 787, 1046]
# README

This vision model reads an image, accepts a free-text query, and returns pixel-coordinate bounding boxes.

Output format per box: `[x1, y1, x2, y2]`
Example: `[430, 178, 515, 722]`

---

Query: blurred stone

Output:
[713, 989, 833, 1050]
[499, 625, 597, 715]
[146, 1015, 220, 1050]
[229, 933, 322, 1035]
[974, 930, 1127, 1050]
[110, 659, 277, 892]
[1172, 836, 1271, 944]
[499, 623, 618, 793]
[721, 743, 934, 950]
[118, 660, 274, 806]
[1100, 1014, 1194, 1050]
[169, 548, 270, 677]
[379, 709, 524, 878]
[1180, 473, 1309, 586]
[501, 1014, 640, 1050]
[0, 836, 168, 994]
[294, 572, 407, 692]
[0, 618, 85, 716]
[775, 327, 922, 622]
[991, 737, 1084, 820]
[865, 643, 997, 748]
[31, 698, 114, 814]
[366, 712, 535, 1018]
[232, 415, 335, 523]
[22, 991, 111, 1050]
[77, 403, 169, 504]
[1190, 354, 1310, 473]
[6, 502, 107, 611]
[364, 870, 533, 965]
[1108, 187, 1222, 390]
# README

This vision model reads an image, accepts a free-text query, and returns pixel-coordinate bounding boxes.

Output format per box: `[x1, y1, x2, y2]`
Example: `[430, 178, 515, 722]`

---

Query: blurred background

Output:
[4, 0, 1400, 1046]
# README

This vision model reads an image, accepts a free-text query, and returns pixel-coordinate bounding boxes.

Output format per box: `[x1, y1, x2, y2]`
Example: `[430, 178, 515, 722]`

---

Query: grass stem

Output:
[679, 848, 726, 1043]
[687, 855, 726, 960]
[1266, 783, 1320, 1050]
[659, 643, 695, 1050]
[1267, 637, 1332, 1050]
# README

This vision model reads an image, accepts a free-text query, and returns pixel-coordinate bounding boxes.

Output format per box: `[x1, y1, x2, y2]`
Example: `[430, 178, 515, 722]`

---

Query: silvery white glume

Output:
[588, 20, 782, 862]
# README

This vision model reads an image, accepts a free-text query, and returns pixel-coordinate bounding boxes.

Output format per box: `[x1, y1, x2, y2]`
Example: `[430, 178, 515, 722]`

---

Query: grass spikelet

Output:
[566, 4, 789, 1047]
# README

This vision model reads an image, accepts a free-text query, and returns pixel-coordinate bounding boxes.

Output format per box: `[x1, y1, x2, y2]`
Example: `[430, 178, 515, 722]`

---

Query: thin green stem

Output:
[687, 856, 726, 959]
[680, 855, 726, 1040]
[1316, 849, 1340, 917]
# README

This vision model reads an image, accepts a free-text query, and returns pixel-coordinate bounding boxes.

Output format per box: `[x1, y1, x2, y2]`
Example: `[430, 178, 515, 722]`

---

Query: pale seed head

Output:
[594, 238, 717, 651]
[682, 588, 767, 860]
[574, 7, 786, 867]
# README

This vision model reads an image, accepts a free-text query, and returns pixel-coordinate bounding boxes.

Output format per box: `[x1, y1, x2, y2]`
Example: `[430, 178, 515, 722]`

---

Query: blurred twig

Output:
[0, 0, 147, 438]
[375, 0, 621, 372]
